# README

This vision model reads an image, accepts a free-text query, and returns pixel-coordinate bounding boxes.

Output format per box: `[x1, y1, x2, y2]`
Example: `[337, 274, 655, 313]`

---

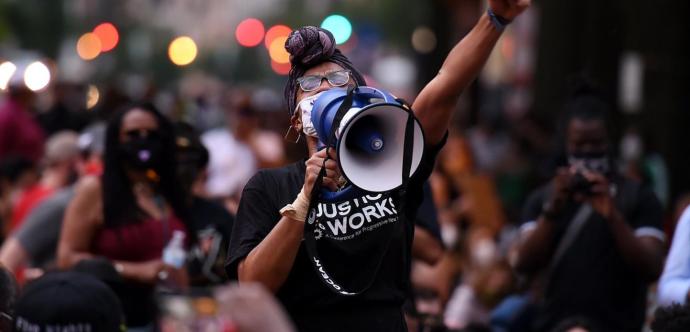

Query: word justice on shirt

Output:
[313, 193, 399, 240]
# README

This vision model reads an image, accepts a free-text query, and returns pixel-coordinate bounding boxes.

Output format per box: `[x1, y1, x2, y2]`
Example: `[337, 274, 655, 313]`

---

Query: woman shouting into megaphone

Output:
[226, 1, 530, 331]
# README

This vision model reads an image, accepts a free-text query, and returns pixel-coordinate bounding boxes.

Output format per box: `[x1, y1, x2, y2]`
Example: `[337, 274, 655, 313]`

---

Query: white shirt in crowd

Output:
[201, 128, 257, 198]
[658, 205, 690, 305]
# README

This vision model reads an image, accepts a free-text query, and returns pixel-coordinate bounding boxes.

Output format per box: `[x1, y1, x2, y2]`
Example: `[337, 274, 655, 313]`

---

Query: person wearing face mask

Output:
[174, 122, 234, 287]
[57, 103, 192, 331]
[511, 86, 666, 332]
[225, 1, 530, 331]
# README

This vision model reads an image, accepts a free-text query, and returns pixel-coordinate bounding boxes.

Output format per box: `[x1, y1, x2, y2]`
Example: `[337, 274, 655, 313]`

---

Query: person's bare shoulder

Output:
[75, 175, 102, 197]
[71, 176, 103, 221]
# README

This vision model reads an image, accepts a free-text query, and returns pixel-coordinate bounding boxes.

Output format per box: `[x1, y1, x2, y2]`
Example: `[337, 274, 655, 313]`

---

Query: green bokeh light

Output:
[321, 14, 352, 45]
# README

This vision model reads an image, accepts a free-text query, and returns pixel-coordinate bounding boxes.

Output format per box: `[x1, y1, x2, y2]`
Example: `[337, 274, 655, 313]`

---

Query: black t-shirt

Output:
[226, 139, 444, 332]
[415, 181, 442, 243]
[521, 176, 663, 332]
[187, 197, 234, 286]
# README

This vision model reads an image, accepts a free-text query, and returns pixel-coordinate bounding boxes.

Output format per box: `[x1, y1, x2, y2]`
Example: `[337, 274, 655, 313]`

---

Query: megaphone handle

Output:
[315, 140, 352, 200]
[311, 85, 354, 200]
[320, 185, 358, 202]
[314, 145, 340, 198]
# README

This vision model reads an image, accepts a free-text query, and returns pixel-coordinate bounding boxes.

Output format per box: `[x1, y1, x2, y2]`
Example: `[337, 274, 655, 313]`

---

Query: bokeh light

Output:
[271, 59, 291, 75]
[86, 85, 100, 109]
[411, 26, 436, 54]
[235, 18, 265, 47]
[93, 22, 119, 52]
[0, 62, 17, 90]
[23, 61, 51, 91]
[268, 36, 290, 64]
[372, 55, 415, 92]
[264, 25, 292, 50]
[77, 33, 102, 60]
[168, 36, 198, 66]
[321, 15, 352, 45]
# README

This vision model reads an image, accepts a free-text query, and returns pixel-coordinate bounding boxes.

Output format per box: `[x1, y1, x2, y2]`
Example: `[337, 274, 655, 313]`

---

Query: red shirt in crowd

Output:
[9, 184, 55, 232]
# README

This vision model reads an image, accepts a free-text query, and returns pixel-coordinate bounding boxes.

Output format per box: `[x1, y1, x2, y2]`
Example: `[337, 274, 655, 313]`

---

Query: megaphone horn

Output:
[344, 115, 385, 154]
[311, 86, 425, 199]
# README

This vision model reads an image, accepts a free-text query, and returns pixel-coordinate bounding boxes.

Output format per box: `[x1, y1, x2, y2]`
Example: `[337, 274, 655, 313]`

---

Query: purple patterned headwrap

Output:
[284, 26, 366, 115]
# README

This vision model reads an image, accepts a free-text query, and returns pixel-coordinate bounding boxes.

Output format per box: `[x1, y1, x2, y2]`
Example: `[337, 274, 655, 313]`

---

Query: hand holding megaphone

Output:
[304, 148, 342, 198]
[309, 86, 425, 201]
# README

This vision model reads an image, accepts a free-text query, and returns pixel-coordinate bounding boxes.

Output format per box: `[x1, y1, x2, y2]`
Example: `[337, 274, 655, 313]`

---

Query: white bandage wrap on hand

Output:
[279, 187, 310, 222]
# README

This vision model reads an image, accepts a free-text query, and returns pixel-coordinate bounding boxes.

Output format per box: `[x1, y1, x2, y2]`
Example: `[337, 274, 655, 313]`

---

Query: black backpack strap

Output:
[397, 97, 415, 214]
[395, 97, 419, 313]
[303, 86, 361, 295]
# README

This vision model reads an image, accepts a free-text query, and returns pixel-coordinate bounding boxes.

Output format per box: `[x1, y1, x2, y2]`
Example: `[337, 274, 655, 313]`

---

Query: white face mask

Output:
[620, 133, 643, 162]
[295, 92, 325, 137]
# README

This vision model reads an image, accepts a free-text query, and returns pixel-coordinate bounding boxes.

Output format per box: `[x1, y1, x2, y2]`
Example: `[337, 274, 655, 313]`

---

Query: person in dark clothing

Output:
[512, 87, 665, 332]
[12, 270, 125, 332]
[174, 122, 233, 286]
[225, 1, 530, 331]
[0, 265, 18, 332]
[37, 82, 92, 136]
[651, 303, 690, 332]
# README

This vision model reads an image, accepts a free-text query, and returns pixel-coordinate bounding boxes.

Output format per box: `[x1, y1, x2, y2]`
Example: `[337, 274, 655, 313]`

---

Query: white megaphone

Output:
[311, 86, 425, 201]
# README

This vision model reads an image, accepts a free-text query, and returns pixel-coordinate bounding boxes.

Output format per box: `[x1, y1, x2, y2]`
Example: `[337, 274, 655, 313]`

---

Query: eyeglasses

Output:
[297, 70, 351, 92]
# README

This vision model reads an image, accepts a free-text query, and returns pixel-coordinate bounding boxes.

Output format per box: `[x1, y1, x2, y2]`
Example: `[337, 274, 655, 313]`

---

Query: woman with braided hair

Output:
[226, 1, 530, 330]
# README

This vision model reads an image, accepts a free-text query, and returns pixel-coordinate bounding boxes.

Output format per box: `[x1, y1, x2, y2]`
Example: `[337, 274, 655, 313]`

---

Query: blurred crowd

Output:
[0, 68, 689, 332]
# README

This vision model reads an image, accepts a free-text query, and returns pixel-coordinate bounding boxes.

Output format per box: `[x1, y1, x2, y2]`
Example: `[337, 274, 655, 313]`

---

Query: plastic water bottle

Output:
[163, 230, 187, 268]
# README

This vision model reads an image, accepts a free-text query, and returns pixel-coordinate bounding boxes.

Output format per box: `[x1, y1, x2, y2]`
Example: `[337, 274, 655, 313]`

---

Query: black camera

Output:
[569, 172, 595, 195]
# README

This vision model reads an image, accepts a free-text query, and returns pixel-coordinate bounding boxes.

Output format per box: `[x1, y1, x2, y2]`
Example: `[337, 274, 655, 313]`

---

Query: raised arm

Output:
[412, 0, 530, 145]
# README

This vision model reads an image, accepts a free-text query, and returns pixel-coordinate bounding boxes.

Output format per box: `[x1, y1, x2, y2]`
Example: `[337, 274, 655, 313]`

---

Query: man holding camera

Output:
[512, 90, 665, 332]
